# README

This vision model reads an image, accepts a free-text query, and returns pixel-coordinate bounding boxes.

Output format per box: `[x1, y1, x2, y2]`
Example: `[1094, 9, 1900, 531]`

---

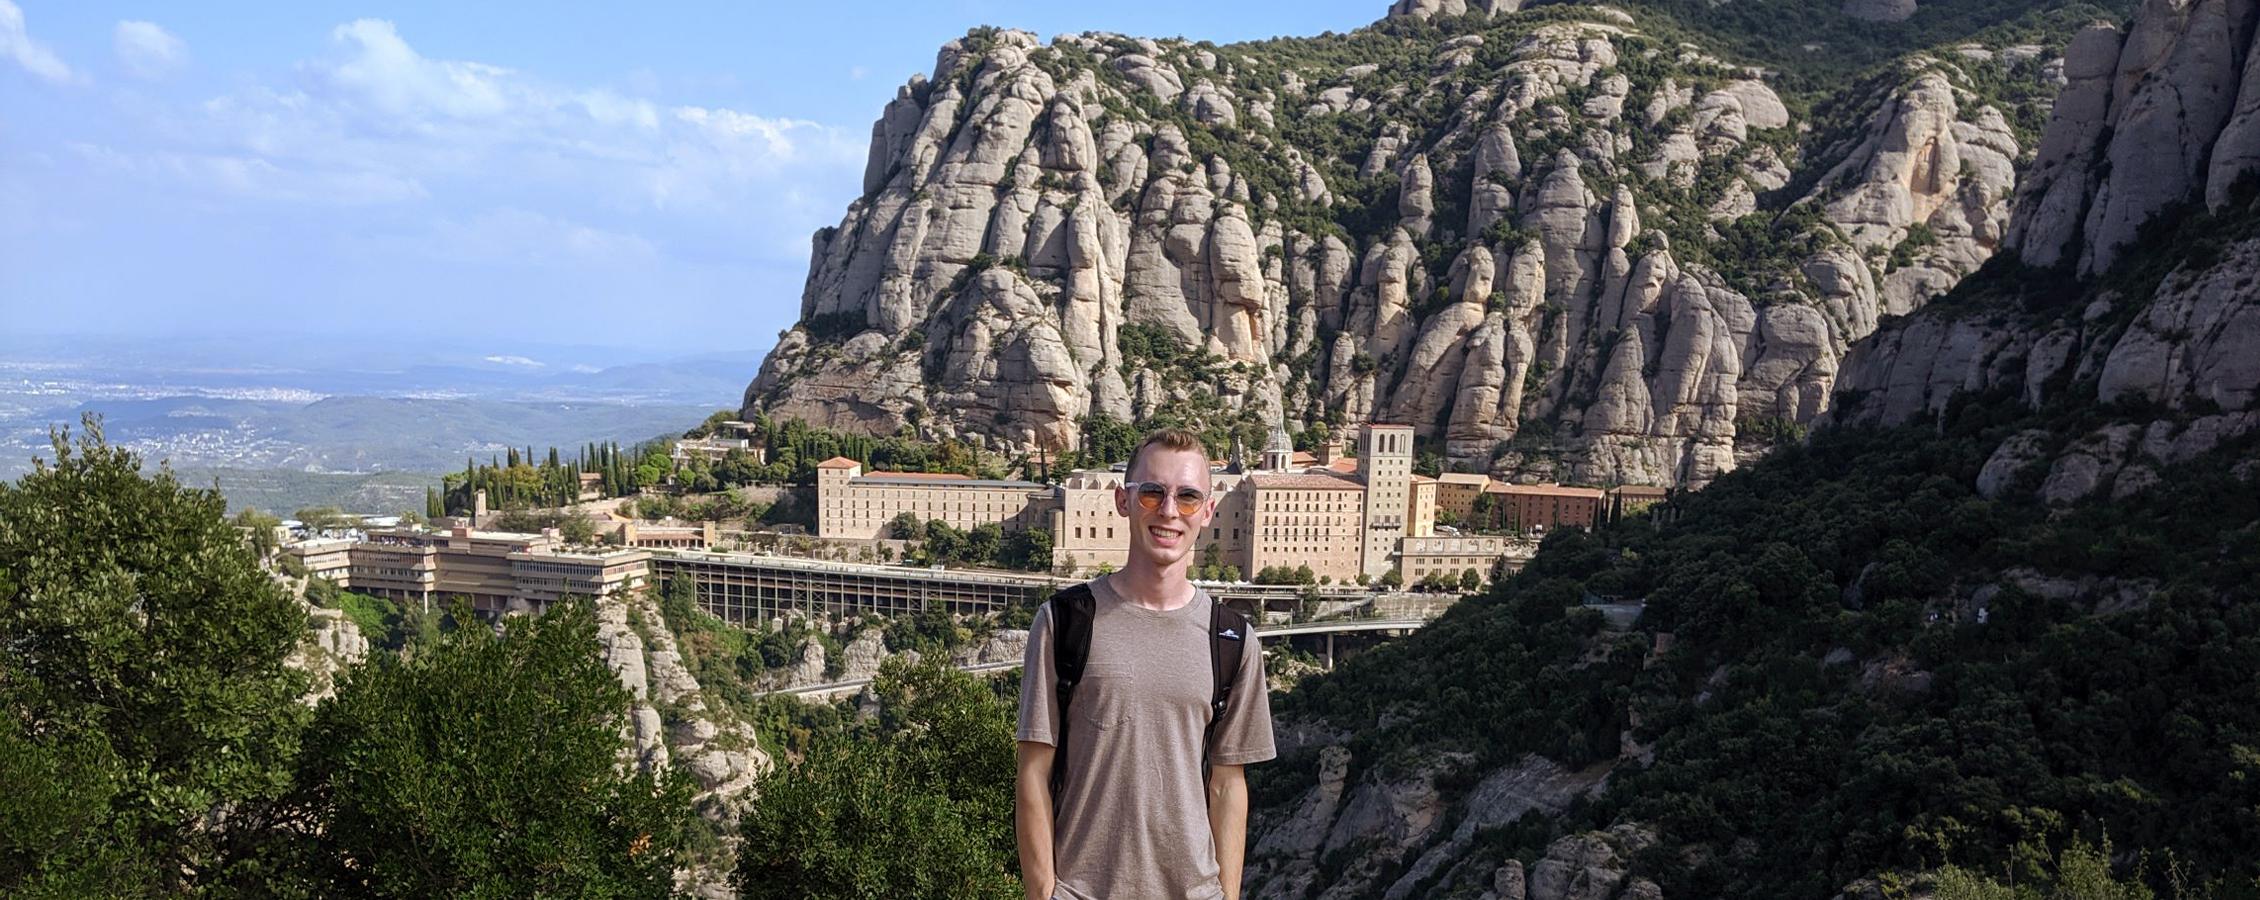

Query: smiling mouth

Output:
[1147, 526, 1184, 543]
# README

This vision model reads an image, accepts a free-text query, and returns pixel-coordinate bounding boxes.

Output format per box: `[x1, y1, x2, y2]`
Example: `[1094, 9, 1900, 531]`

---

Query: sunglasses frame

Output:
[1122, 480, 1210, 517]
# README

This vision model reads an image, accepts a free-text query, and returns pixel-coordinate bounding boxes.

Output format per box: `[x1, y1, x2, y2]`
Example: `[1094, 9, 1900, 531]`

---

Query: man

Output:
[1015, 429, 1276, 900]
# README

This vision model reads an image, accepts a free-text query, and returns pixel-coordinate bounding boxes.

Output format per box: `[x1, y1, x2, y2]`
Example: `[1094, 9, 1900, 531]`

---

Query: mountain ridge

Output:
[740, 0, 2120, 487]
[1231, 0, 2260, 895]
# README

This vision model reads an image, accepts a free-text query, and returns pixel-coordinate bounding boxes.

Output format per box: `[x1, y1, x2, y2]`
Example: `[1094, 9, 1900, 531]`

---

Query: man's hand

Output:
[1015, 741, 1058, 900]
[1207, 763, 1250, 900]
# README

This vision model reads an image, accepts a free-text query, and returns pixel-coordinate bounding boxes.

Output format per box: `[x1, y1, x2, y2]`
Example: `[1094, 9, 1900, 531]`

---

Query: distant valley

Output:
[0, 335, 754, 511]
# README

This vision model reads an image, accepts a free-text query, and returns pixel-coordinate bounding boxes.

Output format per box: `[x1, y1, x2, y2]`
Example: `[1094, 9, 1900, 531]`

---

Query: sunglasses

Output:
[1124, 481, 1209, 516]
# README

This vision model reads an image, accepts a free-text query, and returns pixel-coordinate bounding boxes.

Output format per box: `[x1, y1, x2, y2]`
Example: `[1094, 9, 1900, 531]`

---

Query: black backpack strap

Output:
[1203, 600, 1250, 785]
[1046, 583, 1097, 803]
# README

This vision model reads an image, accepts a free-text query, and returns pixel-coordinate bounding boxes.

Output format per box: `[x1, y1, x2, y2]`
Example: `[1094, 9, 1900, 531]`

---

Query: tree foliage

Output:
[290, 599, 695, 897]
[735, 658, 1020, 899]
[1, 420, 702, 896]
[0, 417, 310, 894]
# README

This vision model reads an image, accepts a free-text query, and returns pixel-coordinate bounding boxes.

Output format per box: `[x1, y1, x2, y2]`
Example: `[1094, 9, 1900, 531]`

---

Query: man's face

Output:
[1115, 447, 1215, 570]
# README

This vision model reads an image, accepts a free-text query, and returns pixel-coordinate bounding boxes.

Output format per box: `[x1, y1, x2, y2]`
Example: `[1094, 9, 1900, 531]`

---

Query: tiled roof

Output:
[815, 456, 861, 470]
[1249, 472, 1365, 490]
[1483, 482, 1606, 499]
[855, 474, 1048, 489]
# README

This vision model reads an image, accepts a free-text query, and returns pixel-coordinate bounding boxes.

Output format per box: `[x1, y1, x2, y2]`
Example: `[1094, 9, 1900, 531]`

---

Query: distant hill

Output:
[171, 467, 444, 517]
[19, 395, 707, 474]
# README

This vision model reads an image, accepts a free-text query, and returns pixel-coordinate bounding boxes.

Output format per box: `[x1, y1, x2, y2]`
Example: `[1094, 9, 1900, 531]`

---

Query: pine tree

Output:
[425, 488, 443, 520]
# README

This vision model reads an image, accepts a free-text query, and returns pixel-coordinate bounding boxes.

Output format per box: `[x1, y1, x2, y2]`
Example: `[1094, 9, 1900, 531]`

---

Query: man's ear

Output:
[1113, 485, 1130, 517]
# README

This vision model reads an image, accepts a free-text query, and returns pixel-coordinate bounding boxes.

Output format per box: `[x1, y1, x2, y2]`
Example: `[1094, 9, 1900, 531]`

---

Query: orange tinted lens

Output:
[1173, 491, 1205, 515]
[1134, 485, 1166, 511]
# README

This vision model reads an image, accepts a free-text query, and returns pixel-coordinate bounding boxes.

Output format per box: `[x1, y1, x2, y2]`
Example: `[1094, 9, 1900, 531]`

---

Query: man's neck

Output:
[1108, 558, 1195, 611]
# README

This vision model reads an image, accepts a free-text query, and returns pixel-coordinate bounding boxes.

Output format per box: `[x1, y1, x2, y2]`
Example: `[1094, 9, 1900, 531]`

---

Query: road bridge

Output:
[1258, 617, 1429, 638]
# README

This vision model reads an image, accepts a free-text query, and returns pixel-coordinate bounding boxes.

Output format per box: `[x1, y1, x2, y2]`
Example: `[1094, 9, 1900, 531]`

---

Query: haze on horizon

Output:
[0, 0, 1377, 358]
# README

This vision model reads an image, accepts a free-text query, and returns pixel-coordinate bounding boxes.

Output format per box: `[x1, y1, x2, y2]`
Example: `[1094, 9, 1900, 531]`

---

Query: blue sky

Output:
[0, 1, 1378, 358]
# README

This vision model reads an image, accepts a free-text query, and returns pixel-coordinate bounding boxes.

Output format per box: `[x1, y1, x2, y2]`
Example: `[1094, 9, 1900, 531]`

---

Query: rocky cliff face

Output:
[1228, 4, 2260, 897]
[289, 603, 369, 705]
[597, 596, 770, 898]
[1833, 0, 2260, 506]
[761, 620, 1030, 691]
[1245, 743, 1629, 900]
[744, 3, 2067, 486]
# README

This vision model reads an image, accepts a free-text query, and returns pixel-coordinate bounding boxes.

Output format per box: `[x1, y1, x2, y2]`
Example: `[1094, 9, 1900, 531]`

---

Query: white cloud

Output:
[322, 19, 514, 120]
[483, 355, 544, 368]
[0, 0, 75, 84]
[849, 65, 869, 80]
[115, 20, 185, 80]
[33, 11, 867, 329]
[652, 105, 861, 210]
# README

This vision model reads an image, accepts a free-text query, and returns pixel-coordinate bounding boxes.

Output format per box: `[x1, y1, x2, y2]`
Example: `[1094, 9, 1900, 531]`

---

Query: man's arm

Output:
[1015, 740, 1058, 900]
[1207, 762, 1250, 900]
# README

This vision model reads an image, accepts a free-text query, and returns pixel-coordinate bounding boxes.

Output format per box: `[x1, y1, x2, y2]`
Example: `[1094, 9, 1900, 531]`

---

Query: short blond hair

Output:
[1125, 428, 1207, 481]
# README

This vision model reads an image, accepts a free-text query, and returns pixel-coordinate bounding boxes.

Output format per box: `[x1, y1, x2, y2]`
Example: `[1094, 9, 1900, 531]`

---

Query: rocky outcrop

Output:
[1523, 825, 1661, 900]
[764, 623, 1031, 692]
[1387, 0, 1524, 22]
[745, 8, 2070, 487]
[1819, 71, 2019, 316]
[289, 602, 369, 705]
[1380, 757, 1615, 900]
[598, 596, 769, 898]
[2005, 0, 2260, 274]
[1245, 746, 1619, 900]
[1840, 0, 2260, 429]
[1832, 0, 2260, 520]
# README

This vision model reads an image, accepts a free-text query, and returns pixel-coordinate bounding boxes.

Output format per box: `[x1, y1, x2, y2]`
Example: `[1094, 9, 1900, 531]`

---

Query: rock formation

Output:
[1834, 0, 2260, 506]
[598, 596, 770, 898]
[763, 621, 1032, 691]
[289, 602, 369, 705]
[2003, 0, 2260, 274]
[1244, 741, 1625, 899]
[743, 7, 2071, 487]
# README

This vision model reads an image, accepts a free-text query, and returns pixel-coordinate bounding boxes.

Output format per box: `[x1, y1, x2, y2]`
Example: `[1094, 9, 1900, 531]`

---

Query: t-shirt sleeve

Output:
[1015, 602, 1060, 746]
[1208, 621, 1276, 765]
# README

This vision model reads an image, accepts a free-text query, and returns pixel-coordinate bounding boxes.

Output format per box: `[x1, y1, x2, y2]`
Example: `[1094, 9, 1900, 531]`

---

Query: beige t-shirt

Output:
[1016, 576, 1276, 900]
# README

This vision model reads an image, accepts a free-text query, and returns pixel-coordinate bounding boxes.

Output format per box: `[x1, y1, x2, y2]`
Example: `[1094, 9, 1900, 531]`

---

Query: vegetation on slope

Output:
[1260, 390, 2260, 896]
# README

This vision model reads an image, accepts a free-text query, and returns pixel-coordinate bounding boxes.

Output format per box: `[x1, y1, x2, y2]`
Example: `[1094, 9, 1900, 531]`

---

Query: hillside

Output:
[742, 0, 2129, 486]
[1238, 0, 2260, 895]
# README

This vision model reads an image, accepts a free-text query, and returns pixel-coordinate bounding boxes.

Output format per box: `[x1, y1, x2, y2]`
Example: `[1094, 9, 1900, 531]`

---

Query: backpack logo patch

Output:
[1218, 627, 1242, 641]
